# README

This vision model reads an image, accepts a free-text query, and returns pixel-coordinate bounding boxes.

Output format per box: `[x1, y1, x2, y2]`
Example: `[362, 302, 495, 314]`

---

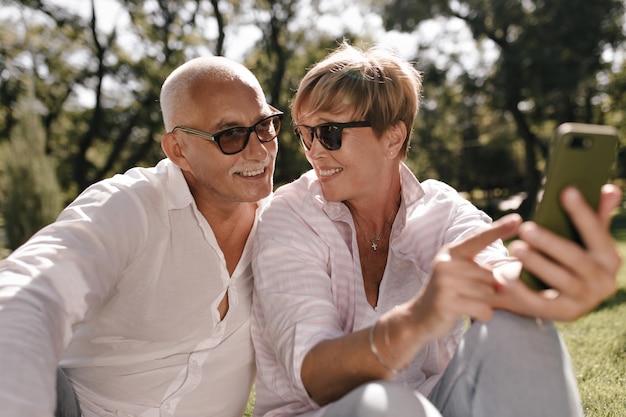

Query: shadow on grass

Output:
[596, 287, 626, 312]
[610, 207, 626, 240]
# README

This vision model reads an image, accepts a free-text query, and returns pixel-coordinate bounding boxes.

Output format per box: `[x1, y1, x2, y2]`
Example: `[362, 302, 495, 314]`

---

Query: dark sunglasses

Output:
[171, 110, 284, 155]
[294, 121, 371, 151]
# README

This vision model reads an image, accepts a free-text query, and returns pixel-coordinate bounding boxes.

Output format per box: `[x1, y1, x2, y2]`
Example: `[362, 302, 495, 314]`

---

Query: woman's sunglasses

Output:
[294, 121, 371, 151]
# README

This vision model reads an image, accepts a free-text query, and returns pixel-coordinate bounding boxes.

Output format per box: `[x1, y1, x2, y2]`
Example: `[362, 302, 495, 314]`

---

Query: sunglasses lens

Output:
[256, 115, 282, 142]
[217, 128, 248, 154]
[318, 125, 342, 150]
[295, 124, 345, 151]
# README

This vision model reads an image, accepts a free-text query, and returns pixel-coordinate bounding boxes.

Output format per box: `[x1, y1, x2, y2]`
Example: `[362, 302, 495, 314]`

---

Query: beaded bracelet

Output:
[369, 320, 402, 375]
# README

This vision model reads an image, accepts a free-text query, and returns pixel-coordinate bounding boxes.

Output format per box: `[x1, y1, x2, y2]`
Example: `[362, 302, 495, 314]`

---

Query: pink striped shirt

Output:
[251, 164, 508, 417]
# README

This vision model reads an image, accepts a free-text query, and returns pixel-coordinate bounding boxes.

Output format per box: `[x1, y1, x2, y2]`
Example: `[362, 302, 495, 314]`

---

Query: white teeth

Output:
[237, 167, 265, 177]
[319, 168, 343, 177]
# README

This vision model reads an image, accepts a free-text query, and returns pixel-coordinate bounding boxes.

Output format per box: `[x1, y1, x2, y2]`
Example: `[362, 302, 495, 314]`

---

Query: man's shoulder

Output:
[72, 159, 185, 212]
[116, 158, 176, 187]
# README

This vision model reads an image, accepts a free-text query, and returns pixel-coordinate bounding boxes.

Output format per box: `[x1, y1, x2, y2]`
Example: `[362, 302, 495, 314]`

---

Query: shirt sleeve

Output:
[434, 180, 509, 263]
[252, 190, 345, 410]
[0, 178, 150, 415]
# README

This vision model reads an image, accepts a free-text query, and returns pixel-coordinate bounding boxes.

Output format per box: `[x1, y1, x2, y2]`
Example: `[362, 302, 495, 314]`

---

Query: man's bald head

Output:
[160, 56, 263, 132]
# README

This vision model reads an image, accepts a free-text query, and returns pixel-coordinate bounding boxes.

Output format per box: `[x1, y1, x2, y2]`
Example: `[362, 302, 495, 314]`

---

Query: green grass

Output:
[557, 239, 626, 416]
[244, 392, 254, 417]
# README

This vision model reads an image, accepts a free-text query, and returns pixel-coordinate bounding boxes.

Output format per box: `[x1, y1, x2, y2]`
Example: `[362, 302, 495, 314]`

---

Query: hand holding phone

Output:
[519, 122, 618, 291]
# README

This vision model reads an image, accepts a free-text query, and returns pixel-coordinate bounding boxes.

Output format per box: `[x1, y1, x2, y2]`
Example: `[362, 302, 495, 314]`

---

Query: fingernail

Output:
[508, 241, 528, 259]
[518, 222, 538, 239]
[562, 187, 580, 203]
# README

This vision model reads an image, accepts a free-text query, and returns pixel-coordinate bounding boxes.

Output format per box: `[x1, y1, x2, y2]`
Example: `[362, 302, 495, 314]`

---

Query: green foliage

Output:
[1, 0, 219, 198]
[0, 82, 62, 250]
[244, 389, 254, 417]
[2, 0, 626, 208]
[384, 0, 626, 217]
[410, 65, 525, 194]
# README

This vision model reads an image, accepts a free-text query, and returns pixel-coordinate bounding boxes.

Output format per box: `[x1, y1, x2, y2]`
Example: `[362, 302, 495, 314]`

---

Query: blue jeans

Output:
[56, 368, 81, 417]
[323, 311, 584, 417]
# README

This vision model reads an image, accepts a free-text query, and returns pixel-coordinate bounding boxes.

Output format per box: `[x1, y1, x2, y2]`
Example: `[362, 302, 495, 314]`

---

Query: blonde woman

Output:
[251, 42, 621, 417]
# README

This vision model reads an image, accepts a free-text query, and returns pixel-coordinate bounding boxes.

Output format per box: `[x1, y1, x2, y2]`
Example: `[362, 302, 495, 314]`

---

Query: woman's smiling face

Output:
[297, 106, 389, 204]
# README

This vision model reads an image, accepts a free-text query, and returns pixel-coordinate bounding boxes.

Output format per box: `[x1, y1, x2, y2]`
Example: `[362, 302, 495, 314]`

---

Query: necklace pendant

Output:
[371, 240, 378, 251]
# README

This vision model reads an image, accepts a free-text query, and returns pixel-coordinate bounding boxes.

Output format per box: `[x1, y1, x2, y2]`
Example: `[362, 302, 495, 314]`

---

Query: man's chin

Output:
[241, 185, 273, 203]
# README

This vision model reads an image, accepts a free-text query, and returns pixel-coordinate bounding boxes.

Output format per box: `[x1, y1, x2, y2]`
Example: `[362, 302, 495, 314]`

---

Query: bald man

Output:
[0, 56, 283, 417]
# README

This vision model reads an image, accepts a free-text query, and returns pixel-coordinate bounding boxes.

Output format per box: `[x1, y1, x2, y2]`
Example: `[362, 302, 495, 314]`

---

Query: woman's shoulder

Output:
[400, 164, 462, 204]
[271, 170, 321, 207]
[419, 178, 459, 194]
[259, 170, 333, 230]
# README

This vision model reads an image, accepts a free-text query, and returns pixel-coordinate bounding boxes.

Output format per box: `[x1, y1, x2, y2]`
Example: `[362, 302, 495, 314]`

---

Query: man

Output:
[0, 56, 282, 416]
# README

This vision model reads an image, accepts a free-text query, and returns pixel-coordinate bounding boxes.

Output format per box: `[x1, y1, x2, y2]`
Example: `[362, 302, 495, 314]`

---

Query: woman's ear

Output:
[384, 121, 406, 158]
[161, 132, 191, 171]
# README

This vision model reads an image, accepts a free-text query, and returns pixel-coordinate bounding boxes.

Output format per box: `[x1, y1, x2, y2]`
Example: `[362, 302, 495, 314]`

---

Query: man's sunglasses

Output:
[294, 121, 371, 151]
[171, 110, 284, 155]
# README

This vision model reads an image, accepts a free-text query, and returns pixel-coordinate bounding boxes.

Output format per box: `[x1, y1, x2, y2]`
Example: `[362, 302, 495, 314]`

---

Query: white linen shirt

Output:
[0, 158, 263, 417]
[251, 164, 509, 417]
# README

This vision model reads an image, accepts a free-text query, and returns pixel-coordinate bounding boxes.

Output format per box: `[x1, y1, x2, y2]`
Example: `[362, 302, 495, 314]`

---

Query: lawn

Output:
[557, 239, 626, 416]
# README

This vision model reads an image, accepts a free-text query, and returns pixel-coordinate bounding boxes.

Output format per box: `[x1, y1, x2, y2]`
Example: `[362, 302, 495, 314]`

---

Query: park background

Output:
[1, 0, 626, 414]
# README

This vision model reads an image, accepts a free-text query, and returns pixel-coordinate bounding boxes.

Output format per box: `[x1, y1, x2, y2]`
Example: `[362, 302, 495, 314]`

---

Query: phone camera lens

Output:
[569, 136, 593, 149]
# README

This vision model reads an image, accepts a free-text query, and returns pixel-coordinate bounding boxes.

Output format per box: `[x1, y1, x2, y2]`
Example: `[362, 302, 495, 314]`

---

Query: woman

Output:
[251, 42, 621, 417]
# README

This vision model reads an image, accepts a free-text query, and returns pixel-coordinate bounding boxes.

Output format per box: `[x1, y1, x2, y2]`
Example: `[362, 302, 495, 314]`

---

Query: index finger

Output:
[450, 213, 522, 260]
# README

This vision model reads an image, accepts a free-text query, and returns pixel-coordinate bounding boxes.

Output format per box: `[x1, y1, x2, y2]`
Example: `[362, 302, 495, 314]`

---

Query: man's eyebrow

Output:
[213, 113, 277, 131]
[210, 118, 244, 132]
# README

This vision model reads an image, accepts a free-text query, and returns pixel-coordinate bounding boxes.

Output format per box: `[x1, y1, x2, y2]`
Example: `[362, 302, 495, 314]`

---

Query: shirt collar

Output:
[156, 158, 194, 210]
[157, 158, 273, 213]
[398, 162, 425, 207]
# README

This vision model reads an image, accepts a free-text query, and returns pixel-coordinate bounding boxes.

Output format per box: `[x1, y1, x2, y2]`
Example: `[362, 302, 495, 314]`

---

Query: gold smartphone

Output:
[519, 122, 619, 291]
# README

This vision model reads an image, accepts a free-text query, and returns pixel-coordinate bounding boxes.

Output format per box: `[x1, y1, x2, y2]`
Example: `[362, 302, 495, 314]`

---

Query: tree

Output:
[3, 0, 232, 198]
[0, 80, 63, 249]
[383, 0, 626, 216]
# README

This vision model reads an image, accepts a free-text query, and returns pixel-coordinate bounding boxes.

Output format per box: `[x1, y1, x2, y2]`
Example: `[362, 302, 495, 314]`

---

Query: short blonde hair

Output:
[291, 42, 422, 156]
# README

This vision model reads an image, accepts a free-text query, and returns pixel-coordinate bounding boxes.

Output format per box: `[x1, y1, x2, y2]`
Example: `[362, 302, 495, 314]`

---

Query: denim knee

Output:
[324, 381, 441, 417]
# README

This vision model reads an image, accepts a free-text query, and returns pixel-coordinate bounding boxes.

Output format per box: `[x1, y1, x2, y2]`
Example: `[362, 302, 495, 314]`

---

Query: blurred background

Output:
[1, 0, 626, 250]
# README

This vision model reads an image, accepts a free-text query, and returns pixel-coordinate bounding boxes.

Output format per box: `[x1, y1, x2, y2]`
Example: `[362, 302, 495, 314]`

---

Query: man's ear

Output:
[161, 132, 191, 171]
[384, 121, 406, 158]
